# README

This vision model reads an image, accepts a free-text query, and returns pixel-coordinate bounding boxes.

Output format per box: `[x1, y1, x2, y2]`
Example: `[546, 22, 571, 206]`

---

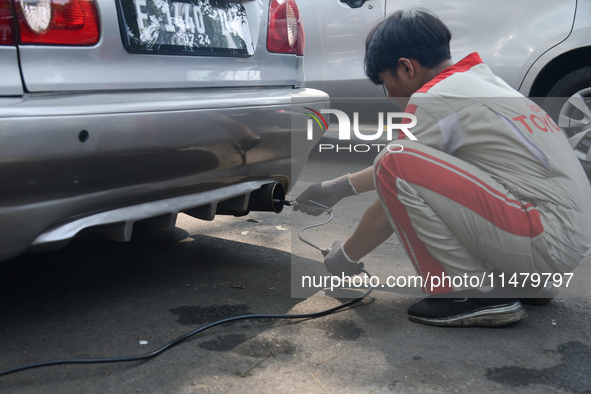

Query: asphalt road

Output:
[1, 144, 590, 393]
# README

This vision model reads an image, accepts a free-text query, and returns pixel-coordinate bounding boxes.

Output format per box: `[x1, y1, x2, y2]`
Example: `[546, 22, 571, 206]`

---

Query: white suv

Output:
[299, 0, 591, 176]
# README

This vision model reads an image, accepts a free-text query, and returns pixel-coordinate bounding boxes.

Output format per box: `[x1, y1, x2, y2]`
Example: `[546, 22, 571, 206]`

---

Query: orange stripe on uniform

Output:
[381, 148, 544, 237]
[375, 147, 545, 293]
[375, 152, 452, 294]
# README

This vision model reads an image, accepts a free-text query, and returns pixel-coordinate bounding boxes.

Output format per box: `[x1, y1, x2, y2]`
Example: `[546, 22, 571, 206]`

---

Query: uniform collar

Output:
[417, 52, 484, 94]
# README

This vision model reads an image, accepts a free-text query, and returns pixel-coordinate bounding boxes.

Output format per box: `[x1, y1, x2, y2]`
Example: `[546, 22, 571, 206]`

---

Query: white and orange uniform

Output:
[374, 53, 591, 294]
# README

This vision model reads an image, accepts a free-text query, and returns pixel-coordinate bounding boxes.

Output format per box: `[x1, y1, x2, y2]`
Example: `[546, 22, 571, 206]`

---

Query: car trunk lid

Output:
[14, 0, 304, 92]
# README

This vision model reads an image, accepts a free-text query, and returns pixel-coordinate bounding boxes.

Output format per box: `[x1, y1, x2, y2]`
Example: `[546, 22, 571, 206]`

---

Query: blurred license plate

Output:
[119, 0, 253, 56]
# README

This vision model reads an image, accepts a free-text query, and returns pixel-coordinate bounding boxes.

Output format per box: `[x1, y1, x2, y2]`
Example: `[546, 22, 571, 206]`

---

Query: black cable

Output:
[1, 203, 372, 378]
[0, 269, 373, 377]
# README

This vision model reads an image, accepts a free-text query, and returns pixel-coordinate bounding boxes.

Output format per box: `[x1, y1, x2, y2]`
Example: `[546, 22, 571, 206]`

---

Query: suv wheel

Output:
[543, 67, 591, 178]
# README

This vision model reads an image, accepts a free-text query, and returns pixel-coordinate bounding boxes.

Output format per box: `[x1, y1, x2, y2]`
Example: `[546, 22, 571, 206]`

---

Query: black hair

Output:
[364, 8, 452, 84]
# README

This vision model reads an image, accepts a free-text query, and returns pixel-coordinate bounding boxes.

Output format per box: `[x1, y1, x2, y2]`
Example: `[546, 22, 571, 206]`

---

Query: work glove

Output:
[324, 241, 364, 277]
[293, 174, 358, 216]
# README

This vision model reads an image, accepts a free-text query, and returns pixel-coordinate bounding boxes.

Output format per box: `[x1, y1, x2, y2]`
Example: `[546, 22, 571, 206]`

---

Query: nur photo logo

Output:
[304, 108, 418, 153]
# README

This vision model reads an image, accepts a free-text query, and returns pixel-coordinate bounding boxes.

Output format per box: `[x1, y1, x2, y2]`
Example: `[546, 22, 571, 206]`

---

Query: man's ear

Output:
[397, 58, 415, 79]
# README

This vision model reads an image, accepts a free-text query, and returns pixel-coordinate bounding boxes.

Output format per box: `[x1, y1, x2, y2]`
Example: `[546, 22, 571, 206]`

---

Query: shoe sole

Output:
[408, 302, 528, 327]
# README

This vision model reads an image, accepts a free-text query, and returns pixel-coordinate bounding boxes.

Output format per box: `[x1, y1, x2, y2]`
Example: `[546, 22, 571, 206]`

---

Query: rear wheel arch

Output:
[528, 46, 591, 99]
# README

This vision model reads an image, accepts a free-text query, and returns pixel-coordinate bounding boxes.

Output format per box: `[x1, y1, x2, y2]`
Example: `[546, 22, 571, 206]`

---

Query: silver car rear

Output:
[0, 0, 329, 261]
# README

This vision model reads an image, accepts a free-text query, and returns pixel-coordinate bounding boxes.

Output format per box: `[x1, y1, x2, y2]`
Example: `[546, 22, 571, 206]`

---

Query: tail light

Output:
[267, 0, 304, 56]
[0, 0, 15, 45]
[14, 0, 100, 45]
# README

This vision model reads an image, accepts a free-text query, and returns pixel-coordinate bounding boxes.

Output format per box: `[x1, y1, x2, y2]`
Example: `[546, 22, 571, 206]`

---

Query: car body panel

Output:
[299, 0, 577, 101]
[298, 0, 385, 100]
[519, 0, 591, 94]
[18, 0, 304, 92]
[400, 0, 576, 91]
[0, 47, 23, 95]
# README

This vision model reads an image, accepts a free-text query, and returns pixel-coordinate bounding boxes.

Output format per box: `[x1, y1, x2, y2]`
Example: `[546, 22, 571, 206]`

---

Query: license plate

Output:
[118, 0, 254, 56]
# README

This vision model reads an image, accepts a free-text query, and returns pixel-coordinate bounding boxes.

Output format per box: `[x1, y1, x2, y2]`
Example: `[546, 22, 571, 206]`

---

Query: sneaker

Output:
[407, 289, 527, 327]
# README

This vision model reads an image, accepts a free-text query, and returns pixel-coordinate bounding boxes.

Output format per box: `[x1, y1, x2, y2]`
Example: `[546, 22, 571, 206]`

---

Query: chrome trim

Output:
[31, 179, 279, 247]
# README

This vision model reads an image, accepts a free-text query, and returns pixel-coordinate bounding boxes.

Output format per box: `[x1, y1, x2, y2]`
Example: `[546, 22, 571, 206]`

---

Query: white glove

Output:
[324, 241, 364, 276]
[293, 174, 358, 216]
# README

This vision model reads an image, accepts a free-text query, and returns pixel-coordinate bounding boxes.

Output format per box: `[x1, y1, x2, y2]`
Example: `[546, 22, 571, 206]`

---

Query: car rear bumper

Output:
[0, 87, 329, 261]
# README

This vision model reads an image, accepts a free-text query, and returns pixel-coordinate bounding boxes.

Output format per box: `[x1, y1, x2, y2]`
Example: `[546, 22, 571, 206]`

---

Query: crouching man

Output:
[295, 8, 591, 327]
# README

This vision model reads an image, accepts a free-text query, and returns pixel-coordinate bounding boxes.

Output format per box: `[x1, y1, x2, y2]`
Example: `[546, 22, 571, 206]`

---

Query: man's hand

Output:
[293, 174, 358, 216]
[324, 241, 364, 276]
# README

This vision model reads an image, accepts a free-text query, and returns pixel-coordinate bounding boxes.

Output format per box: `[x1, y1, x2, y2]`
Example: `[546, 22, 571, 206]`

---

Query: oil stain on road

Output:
[486, 341, 591, 392]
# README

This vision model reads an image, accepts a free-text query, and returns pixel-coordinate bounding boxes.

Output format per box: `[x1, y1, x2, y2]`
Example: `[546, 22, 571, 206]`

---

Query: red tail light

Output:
[14, 0, 99, 45]
[267, 0, 304, 56]
[0, 0, 15, 45]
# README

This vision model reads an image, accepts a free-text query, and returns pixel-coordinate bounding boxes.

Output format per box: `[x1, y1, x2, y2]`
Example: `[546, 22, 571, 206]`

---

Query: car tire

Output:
[542, 67, 591, 179]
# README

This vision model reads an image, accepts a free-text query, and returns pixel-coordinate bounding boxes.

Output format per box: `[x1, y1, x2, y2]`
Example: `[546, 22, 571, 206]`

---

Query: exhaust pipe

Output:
[247, 182, 286, 213]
